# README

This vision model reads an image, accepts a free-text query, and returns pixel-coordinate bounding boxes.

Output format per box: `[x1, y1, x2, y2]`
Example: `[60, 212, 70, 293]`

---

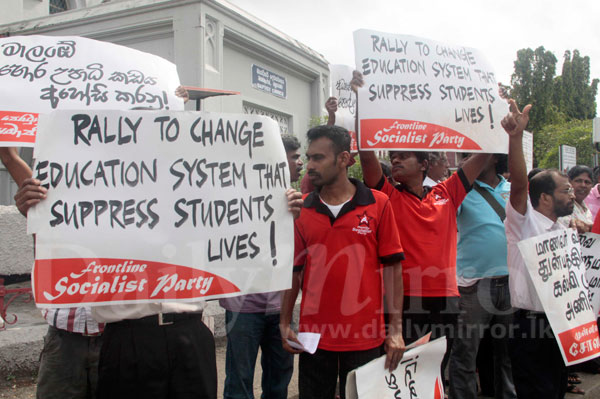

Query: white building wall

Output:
[0, 0, 329, 209]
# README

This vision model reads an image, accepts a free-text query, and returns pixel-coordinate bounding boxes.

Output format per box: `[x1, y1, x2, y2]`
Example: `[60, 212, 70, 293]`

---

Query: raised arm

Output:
[502, 99, 532, 215]
[325, 97, 337, 126]
[350, 71, 384, 187]
[460, 153, 492, 185]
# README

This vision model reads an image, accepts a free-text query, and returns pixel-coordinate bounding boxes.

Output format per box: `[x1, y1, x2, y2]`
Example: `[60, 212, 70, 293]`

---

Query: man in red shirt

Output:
[351, 72, 491, 384]
[279, 125, 405, 399]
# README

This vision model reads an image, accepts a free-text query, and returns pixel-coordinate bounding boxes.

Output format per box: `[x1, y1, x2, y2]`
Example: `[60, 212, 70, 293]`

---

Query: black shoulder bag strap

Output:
[472, 181, 506, 222]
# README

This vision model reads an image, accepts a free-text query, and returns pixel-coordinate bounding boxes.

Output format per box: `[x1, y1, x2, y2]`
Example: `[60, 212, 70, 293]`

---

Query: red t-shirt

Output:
[375, 170, 471, 297]
[593, 211, 600, 234]
[294, 179, 404, 351]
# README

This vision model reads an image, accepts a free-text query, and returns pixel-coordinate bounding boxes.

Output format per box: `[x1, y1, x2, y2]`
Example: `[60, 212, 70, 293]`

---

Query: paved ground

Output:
[2, 279, 600, 398]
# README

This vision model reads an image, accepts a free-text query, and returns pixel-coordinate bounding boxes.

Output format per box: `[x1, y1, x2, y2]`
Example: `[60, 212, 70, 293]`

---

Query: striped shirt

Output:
[42, 307, 104, 334]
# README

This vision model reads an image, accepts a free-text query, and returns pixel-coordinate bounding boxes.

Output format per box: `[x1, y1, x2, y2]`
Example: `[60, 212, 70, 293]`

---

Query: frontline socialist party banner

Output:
[518, 229, 600, 365]
[28, 110, 293, 307]
[0, 35, 183, 147]
[353, 30, 507, 153]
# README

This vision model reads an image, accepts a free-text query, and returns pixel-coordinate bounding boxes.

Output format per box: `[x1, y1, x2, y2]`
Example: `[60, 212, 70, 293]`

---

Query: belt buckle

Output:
[158, 313, 173, 326]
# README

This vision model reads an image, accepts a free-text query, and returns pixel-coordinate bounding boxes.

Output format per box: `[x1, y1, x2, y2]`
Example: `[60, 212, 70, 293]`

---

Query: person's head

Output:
[593, 166, 600, 185]
[427, 152, 448, 182]
[475, 153, 508, 180]
[281, 134, 303, 183]
[567, 165, 594, 204]
[527, 168, 544, 181]
[305, 125, 352, 188]
[529, 169, 575, 219]
[388, 151, 429, 184]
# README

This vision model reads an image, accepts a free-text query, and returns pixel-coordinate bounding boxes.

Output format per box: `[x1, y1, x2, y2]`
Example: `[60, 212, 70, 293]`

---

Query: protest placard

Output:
[329, 64, 358, 151]
[518, 229, 600, 365]
[523, 131, 533, 172]
[0, 35, 183, 147]
[353, 30, 508, 153]
[28, 110, 293, 307]
[346, 336, 445, 399]
[580, 233, 600, 316]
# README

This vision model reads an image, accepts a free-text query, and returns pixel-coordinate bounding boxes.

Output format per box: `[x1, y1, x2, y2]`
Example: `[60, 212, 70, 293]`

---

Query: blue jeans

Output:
[224, 311, 293, 399]
[449, 277, 517, 399]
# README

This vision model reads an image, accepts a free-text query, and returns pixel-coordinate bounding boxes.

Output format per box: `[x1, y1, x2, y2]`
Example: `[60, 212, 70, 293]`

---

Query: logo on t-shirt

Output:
[353, 211, 373, 235]
[433, 193, 449, 206]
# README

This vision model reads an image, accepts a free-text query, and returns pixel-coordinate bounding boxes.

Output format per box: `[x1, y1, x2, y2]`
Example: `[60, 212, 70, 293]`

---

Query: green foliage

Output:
[534, 119, 594, 168]
[555, 50, 599, 119]
[308, 115, 329, 129]
[510, 47, 598, 135]
[347, 157, 364, 181]
[510, 47, 559, 132]
[509, 47, 598, 168]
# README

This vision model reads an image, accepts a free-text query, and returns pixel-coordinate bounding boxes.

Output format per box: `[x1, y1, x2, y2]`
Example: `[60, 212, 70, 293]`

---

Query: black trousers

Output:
[98, 313, 217, 399]
[299, 346, 381, 399]
[402, 295, 459, 388]
[508, 309, 567, 399]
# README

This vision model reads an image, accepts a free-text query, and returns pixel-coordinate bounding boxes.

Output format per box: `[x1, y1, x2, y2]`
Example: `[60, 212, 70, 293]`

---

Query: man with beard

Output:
[279, 125, 405, 399]
[502, 100, 575, 398]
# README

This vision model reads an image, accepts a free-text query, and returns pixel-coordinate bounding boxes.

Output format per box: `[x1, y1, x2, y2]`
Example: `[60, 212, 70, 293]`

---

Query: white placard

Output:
[353, 30, 508, 153]
[523, 131, 533, 172]
[0, 35, 183, 147]
[559, 144, 577, 171]
[581, 233, 600, 316]
[518, 229, 600, 365]
[346, 336, 445, 399]
[28, 110, 293, 308]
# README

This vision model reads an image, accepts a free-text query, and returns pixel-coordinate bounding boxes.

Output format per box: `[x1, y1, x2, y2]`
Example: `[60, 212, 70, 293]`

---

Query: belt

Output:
[50, 324, 102, 337]
[114, 312, 203, 327]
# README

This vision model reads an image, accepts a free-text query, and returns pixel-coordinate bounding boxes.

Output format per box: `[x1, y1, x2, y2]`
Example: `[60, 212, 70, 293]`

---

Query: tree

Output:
[556, 50, 599, 120]
[510, 46, 560, 132]
[534, 119, 594, 169]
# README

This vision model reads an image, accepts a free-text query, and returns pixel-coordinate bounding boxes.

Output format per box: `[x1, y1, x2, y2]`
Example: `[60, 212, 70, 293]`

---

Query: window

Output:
[49, 0, 68, 14]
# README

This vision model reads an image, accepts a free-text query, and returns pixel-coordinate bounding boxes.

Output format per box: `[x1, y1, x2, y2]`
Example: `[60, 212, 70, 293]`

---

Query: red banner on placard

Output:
[558, 320, 600, 363]
[0, 110, 38, 145]
[359, 119, 482, 151]
[33, 257, 240, 306]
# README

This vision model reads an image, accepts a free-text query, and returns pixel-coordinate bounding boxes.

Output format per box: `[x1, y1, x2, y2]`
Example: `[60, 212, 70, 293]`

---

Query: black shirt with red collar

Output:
[294, 178, 404, 351]
[375, 170, 472, 297]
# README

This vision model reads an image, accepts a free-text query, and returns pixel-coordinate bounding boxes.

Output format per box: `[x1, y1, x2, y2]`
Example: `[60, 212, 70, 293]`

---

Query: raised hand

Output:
[501, 99, 532, 137]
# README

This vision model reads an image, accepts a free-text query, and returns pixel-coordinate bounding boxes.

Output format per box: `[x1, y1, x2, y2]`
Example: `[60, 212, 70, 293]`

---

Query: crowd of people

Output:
[2, 75, 600, 399]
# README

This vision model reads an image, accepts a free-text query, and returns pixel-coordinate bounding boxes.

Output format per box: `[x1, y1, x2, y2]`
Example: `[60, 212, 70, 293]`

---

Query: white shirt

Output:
[92, 302, 205, 324]
[423, 176, 438, 187]
[505, 199, 567, 311]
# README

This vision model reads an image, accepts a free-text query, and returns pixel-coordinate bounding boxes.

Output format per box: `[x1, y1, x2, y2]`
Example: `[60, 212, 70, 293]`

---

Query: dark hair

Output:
[281, 134, 300, 153]
[529, 169, 565, 208]
[567, 165, 593, 182]
[527, 168, 544, 181]
[388, 151, 429, 163]
[306, 125, 351, 154]
[494, 154, 508, 175]
[388, 151, 429, 179]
